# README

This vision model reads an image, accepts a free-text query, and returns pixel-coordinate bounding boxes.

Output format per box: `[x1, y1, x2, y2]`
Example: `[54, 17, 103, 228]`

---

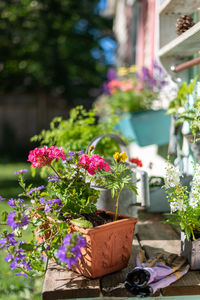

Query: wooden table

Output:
[42, 208, 200, 299]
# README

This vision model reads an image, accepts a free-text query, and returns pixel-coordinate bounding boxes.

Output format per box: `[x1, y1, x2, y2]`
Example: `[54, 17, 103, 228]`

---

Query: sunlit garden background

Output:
[1, 0, 194, 297]
[0, 0, 117, 298]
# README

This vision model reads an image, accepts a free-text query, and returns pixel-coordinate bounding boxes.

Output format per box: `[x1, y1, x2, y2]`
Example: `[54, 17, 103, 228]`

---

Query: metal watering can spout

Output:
[86, 134, 149, 216]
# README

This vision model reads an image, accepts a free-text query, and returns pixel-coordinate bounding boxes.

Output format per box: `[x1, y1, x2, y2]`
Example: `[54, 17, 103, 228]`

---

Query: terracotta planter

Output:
[36, 210, 137, 278]
[70, 210, 138, 278]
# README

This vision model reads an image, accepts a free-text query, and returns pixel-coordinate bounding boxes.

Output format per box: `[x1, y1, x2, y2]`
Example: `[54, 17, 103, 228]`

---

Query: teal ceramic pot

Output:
[116, 109, 171, 146]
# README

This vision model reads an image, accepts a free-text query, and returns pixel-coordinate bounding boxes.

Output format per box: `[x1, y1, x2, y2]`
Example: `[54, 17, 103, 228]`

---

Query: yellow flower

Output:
[113, 152, 128, 163]
[129, 65, 137, 73]
[120, 152, 128, 163]
[117, 67, 128, 76]
[89, 145, 95, 153]
[113, 152, 121, 163]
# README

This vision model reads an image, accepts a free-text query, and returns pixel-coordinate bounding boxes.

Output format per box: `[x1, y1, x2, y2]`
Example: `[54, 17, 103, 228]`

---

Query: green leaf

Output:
[70, 218, 93, 228]
[20, 243, 35, 251]
[1, 211, 8, 223]
[180, 221, 185, 230]
[36, 210, 47, 219]
[185, 226, 191, 240]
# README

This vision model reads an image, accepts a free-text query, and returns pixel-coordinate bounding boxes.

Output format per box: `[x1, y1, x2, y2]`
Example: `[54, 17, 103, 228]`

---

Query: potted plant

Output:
[96, 63, 170, 146]
[163, 161, 200, 269]
[0, 146, 137, 279]
[167, 77, 200, 144]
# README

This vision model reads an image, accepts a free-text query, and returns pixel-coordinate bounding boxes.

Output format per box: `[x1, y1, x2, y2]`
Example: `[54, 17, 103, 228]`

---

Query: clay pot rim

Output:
[71, 209, 138, 234]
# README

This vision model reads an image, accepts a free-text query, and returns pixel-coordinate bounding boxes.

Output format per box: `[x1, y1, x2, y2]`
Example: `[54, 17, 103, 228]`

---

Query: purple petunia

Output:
[0, 196, 5, 201]
[27, 185, 45, 195]
[56, 233, 86, 268]
[7, 211, 29, 229]
[14, 169, 28, 175]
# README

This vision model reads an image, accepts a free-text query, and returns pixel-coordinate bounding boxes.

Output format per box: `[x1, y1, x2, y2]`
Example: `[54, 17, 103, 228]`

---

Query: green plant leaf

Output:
[70, 218, 93, 228]
[1, 211, 8, 223]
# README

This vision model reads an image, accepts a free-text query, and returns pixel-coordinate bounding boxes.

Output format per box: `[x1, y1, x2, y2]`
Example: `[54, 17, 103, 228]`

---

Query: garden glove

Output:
[125, 250, 189, 297]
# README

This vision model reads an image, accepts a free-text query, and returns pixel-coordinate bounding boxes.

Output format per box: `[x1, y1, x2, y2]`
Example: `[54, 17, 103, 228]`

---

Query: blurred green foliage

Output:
[31, 106, 127, 158]
[0, 0, 113, 104]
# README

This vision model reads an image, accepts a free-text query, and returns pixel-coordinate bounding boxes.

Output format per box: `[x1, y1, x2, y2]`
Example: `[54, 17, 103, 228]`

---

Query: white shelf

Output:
[159, 0, 200, 15]
[159, 21, 200, 58]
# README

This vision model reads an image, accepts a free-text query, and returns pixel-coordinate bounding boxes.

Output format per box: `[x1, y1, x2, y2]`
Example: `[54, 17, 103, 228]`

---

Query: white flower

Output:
[177, 200, 187, 212]
[164, 163, 181, 189]
[170, 202, 178, 213]
[189, 198, 198, 209]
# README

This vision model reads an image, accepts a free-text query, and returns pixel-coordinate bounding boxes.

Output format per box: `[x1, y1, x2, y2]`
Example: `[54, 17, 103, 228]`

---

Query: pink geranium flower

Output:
[28, 146, 66, 168]
[78, 154, 111, 175]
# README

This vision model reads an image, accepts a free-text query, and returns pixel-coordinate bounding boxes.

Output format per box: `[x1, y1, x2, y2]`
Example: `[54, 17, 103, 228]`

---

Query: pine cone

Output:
[176, 14, 195, 35]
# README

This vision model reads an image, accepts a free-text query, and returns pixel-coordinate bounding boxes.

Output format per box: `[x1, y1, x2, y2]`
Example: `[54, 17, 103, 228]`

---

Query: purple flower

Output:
[14, 169, 28, 175]
[15, 272, 28, 277]
[10, 258, 32, 271]
[0, 238, 6, 248]
[5, 254, 13, 262]
[7, 211, 29, 229]
[48, 175, 61, 182]
[107, 69, 117, 81]
[40, 198, 62, 212]
[102, 82, 111, 95]
[0, 233, 18, 249]
[78, 150, 84, 156]
[14, 248, 26, 261]
[68, 151, 75, 156]
[56, 233, 86, 268]
[10, 260, 18, 270]
[8, 198, 25, 207]
[0, 196, 5, 201]
[27, 185, 45, 195]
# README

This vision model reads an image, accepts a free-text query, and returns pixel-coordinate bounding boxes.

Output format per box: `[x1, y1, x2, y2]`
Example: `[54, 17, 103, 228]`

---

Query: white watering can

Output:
[86, 134, 149, 217]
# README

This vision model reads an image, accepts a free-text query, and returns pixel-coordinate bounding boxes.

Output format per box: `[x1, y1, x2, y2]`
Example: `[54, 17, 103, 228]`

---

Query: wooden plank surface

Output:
[137, 208, 180, 256]
[42, 260, 100, 300]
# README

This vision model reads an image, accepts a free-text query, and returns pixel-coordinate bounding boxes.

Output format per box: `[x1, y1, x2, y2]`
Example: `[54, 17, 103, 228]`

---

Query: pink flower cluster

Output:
[78, 154, 111, 175]
[28, 146, 66, 168]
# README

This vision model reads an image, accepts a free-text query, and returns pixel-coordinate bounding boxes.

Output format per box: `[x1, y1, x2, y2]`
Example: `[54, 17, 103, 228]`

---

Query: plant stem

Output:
[50, 165, 62, 179]
[114, 190, 121, 221]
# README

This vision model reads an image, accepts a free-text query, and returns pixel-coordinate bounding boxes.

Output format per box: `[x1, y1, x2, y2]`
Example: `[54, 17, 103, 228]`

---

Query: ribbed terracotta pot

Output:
[70, 210, 138, 278]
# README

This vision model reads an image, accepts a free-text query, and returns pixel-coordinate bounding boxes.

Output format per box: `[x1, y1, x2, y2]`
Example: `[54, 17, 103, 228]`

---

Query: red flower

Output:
[129, 158, 143, 167]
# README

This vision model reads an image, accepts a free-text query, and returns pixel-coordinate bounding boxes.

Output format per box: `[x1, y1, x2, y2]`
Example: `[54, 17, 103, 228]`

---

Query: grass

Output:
[0, 161, 46, 300]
